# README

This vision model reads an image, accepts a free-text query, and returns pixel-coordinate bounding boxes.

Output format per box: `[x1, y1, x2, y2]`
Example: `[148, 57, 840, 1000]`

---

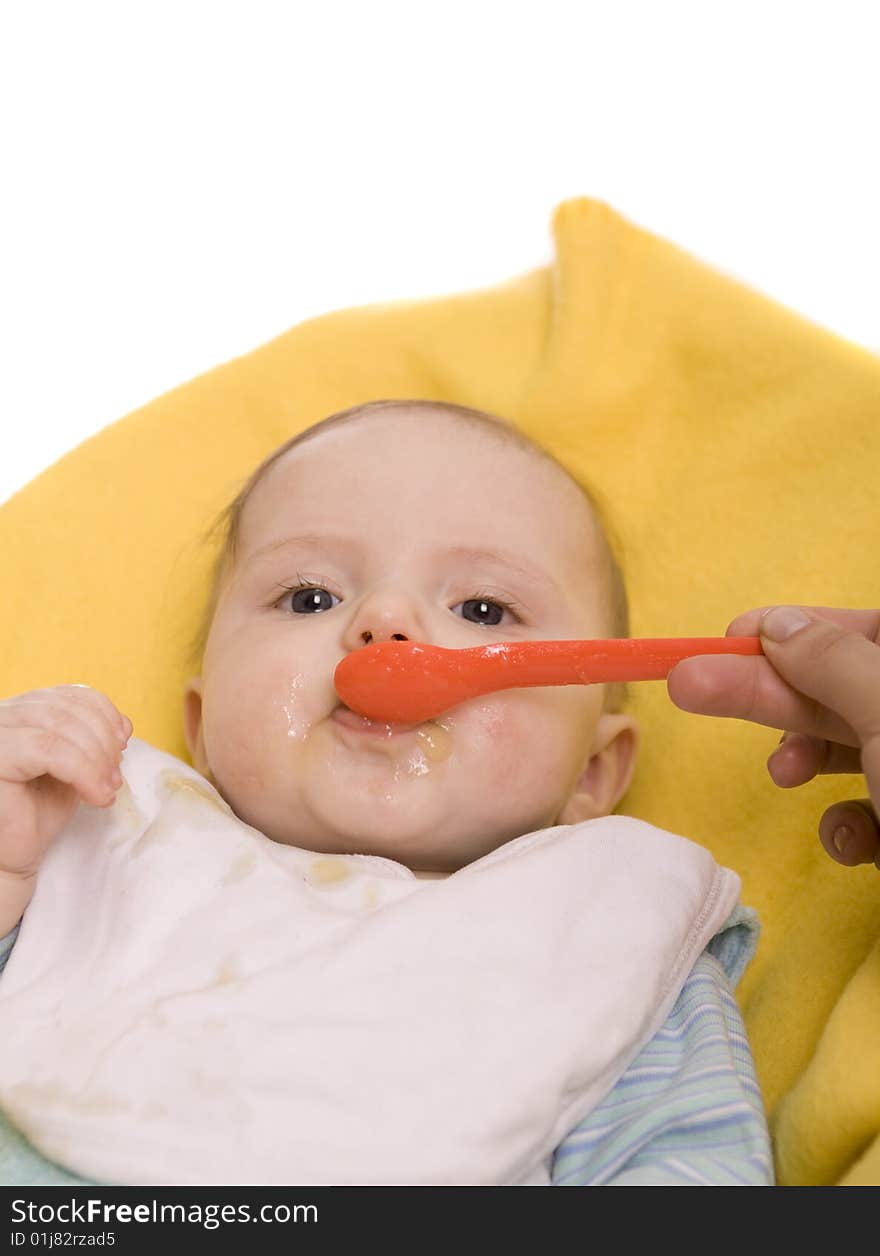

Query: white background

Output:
[2, 0, 878, 506]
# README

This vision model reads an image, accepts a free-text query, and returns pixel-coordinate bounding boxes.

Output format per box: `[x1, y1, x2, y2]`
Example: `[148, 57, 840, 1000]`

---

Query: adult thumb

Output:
[759, 606, 880, 771]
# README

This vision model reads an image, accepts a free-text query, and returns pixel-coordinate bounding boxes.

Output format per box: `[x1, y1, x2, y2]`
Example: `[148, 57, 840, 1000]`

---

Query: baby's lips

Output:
[332, 703, 423, 735]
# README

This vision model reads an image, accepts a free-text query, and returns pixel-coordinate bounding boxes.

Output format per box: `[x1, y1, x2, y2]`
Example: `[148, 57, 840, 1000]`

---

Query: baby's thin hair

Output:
[187, 399, 631, 708]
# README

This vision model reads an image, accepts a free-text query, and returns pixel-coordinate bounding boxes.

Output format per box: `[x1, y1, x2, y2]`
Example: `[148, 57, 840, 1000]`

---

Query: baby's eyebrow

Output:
[244, 533, 358, 565]
[243, 534, 563, 595]
[433, 545, 562, 596]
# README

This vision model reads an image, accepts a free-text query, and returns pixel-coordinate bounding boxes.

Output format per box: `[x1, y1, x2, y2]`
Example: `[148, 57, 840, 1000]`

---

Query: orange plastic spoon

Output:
[333, 636, 764, 724]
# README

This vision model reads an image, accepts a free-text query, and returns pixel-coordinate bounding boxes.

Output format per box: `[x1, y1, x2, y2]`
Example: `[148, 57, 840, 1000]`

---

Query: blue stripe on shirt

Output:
[551, 952, 773, 1185]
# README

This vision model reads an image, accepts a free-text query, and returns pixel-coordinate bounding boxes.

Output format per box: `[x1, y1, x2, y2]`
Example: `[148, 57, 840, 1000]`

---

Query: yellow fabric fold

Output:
[2, 196, 879, 1184]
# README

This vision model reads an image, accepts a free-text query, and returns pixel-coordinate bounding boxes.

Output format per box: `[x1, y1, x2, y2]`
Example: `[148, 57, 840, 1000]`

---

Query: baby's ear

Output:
[182, 678, 204, 765]
[556, 712, 640, 825]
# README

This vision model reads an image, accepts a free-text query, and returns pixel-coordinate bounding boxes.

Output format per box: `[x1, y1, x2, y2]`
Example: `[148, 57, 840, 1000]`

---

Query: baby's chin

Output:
[257, 785, 510, 871]
[211, 711, 543, 865]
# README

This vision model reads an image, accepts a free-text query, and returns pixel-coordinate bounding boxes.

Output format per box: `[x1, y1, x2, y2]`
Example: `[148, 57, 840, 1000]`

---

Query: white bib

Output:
[0, 739, 742, 1185]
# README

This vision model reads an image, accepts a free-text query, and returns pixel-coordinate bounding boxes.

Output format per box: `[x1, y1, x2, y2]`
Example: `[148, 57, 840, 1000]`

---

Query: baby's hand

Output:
[0, 685, 131, 932]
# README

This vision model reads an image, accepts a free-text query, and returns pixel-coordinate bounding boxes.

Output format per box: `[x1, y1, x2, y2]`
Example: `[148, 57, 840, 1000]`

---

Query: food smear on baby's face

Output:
[183, 408, 615, 874]
[416, 721, 453, 763]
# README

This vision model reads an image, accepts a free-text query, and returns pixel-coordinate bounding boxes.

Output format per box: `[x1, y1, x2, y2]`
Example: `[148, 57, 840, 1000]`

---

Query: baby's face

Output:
[184, 413, 637, 872]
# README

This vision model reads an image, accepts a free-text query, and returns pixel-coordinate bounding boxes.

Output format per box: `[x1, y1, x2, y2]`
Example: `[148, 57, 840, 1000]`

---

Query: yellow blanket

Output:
[2, 197, 879, 1185]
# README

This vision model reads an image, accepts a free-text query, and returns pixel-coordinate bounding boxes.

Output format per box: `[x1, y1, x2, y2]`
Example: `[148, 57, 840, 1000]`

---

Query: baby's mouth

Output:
[331, 703, 424, 737]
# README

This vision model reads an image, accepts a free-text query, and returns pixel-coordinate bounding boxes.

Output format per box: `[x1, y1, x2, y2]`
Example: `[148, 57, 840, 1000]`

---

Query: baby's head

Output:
[183, 401, 638, 873]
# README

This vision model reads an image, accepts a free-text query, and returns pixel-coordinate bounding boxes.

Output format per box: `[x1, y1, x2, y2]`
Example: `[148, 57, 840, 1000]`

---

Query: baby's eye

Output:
[452, 597, 518, 627]
[277, 584, 340, 614]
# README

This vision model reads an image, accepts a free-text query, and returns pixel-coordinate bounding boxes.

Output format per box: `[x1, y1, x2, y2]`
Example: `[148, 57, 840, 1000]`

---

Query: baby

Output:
[0, 400, 773, 1186]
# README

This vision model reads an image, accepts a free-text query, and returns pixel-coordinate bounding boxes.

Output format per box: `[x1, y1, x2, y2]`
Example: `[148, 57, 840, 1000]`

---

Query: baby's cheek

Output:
[464, 699, 555, 792]
[201, 675, 280, 787]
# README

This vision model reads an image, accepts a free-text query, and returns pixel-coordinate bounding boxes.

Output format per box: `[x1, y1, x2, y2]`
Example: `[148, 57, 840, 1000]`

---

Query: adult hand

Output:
[667, 606, 880, 869]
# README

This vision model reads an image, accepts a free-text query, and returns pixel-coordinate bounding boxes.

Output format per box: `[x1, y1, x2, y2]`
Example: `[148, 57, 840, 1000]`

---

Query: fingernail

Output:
[833, 824, 854, 858]
[760, 606, 811, 642]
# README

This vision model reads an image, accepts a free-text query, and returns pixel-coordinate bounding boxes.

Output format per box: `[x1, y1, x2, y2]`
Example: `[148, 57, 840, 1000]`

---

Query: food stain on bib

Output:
[131, 816, 174, 857]
[215, 955, 239, 986]
[308, 859, 352, 886]
[102, 779, 146, 845]
[159, 771, 234, 815]
[222, 849, 258, 885]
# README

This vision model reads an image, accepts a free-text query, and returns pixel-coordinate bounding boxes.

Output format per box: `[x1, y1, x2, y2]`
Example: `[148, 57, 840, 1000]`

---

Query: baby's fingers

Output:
[0, 687, 129, 779]
[60, 684, 133, 745]
[0, 724, 121, 808]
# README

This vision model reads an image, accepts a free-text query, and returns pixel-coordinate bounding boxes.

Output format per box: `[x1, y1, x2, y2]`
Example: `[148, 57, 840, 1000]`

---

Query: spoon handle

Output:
[471, 636, 764, 685]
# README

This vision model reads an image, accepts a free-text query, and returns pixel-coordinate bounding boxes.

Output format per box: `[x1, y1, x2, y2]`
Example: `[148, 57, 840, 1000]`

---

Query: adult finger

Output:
[669, 607, 880, 742]
[667, 654, 860, 747]
[758, 608, 880, 769]
[725, 606, 880, 642]
[766, 732, 862, 787]
[817, 799, 880, 869]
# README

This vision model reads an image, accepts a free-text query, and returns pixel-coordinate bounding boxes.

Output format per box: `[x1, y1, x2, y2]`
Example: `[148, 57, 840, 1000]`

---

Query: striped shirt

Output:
[552, 951, 773, 1185]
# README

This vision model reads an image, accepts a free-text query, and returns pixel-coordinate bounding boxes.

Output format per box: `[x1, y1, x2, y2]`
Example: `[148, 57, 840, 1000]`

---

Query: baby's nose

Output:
[361, 630, 409, 646]
[344, 590, 421, 654]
